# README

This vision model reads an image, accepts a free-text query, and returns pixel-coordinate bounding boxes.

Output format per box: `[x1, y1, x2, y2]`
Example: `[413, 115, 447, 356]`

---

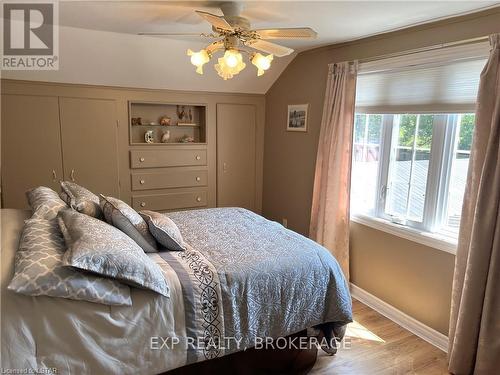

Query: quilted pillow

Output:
[26, 186, 68, 220]
[99, 195, 157, 253]
[58, 209, 169, 297]
[8, 218, 132, 306]
[60, 181, 103, 219]
[140, 210, 186, 251]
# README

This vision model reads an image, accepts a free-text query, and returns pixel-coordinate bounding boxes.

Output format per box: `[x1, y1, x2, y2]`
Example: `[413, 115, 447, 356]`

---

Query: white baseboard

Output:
[350, 283, 448, 353]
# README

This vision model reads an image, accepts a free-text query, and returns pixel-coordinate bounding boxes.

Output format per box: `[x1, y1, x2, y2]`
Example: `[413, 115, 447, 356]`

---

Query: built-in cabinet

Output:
[1, 94, 119, 208]
[129, 145, 209, 212]
[217, 103, 257, 210]
[59, 97, 119, 196]
[1, 80, 265, 213]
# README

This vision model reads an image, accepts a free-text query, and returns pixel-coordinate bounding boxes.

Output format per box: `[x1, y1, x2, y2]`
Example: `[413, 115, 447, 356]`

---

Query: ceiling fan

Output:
[138, 2, 317, 80]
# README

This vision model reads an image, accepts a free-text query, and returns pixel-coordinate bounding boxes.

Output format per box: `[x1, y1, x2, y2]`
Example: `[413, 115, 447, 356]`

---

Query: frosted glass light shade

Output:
[187, 49, 210, 74]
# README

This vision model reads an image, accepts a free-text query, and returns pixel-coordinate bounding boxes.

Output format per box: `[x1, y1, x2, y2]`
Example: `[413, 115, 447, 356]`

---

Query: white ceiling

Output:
[59, 1, 500, 51]
[4, 1, 499, 94]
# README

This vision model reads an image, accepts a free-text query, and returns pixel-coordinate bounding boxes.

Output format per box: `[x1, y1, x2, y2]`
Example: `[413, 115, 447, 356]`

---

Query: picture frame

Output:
[287, 104, 308, 132]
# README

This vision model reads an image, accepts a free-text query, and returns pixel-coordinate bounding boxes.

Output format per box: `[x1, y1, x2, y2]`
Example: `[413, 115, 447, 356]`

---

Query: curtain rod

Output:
[358, 35, 489, 64]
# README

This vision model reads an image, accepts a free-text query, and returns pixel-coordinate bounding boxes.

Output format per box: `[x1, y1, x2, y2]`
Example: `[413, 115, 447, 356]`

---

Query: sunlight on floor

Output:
[345, 320, 385, 343]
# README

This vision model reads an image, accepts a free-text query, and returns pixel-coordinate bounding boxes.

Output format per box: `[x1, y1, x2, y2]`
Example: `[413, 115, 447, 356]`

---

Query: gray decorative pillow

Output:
[26, 186, 68, 220]
[8, 218, 132, 306]
[60, 181, 103, 219]
[99, 195, 158, 253]
[140, 210, 186, 251]
[58, 209, 169, 297]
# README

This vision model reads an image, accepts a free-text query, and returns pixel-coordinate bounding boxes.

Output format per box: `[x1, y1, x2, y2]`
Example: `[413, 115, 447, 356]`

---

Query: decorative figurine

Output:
[160, 116, 171, 126]
[161, 130, 170, 143]
[188, 108, 193, 123]
[176, 105, 186, 122]
[145, 130, 154, 144]
[179, 135, 195, 143]
[131, 117, 142, 126]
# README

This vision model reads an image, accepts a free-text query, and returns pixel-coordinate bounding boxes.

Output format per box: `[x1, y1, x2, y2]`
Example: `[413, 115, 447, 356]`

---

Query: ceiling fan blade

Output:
[195, 10, 233, 31]
[246, 40, 294, 57]
[255, 28, 317, 40]
[138, 32, 209, 37]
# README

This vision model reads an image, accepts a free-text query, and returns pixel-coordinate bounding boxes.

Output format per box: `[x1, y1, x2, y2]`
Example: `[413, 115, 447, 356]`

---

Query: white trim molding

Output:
[350, 283, 449, 353]
[351, 214, 457, 255]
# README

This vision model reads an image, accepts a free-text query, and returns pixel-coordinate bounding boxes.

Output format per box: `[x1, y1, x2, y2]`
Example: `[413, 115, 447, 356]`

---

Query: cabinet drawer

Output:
[132, 190, 207, 211]
[130, 149, 207, 169]
[131, 170, 208, 191]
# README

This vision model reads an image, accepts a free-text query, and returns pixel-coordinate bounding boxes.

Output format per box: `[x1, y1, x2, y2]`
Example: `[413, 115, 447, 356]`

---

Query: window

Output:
[351, 42, 488, 249]
[351, 113, 475, 241]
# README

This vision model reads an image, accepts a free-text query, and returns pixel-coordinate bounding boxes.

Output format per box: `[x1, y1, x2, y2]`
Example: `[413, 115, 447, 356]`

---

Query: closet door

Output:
[59, 97, 119, 196]
[216, 104, 256, 210]
[1, 94, 63, 208]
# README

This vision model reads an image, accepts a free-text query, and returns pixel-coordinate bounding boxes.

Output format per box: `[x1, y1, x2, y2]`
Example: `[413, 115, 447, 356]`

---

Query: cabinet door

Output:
[59, 97, 119, 196]
[216, 104, 256, 210]
[1, 94, 63, 208]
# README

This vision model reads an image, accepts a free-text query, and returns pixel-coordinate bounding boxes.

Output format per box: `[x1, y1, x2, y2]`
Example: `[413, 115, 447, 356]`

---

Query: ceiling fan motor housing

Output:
[224, 35, 240, 49]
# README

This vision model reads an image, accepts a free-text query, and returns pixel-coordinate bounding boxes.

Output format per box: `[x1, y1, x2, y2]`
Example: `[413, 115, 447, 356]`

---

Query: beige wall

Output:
[350, 223, 455, 334]
[263, 8, 500, 335]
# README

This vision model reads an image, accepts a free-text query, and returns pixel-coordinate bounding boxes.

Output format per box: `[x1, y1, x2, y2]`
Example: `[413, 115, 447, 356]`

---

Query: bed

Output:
[1, 207, 352, 374]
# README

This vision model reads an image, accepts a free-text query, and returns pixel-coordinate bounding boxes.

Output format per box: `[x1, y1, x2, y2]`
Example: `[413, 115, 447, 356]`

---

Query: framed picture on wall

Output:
[287, 104, 308, 132]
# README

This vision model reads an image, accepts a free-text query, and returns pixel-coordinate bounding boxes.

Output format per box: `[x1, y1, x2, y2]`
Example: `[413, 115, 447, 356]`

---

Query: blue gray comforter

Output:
[161, 207, 352, 362]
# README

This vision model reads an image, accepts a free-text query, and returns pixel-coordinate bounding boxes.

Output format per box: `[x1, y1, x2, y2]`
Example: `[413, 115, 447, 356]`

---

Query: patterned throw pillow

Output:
[26, 186, 68, 220]
[99, 195, 158, 253]
[60, 181, 103, 219]
[140, 210, 186, 251]
[8, 218, 132, 306]
[58, 209, 169, 297]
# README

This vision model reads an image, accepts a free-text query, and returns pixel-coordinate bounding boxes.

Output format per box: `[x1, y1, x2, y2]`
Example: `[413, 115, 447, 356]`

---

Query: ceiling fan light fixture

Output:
[214, 49, 246, 80]
[142, 5, 318, 80]
[187, 48, 210, 74]
[222, 49, 241, 68]
[251, 53, 273, 76]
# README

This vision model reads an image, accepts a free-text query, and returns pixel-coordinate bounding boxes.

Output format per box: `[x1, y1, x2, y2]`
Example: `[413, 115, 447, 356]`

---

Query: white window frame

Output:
[351, 113, 471, 254]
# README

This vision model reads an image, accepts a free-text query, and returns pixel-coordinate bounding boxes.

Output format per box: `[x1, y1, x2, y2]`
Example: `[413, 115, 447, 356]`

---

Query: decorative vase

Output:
[145, 130, 154, 144]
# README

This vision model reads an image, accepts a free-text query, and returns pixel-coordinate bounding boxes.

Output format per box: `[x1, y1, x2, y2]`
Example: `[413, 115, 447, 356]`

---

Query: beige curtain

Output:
[310, 61, 357, 279]
[448, 34, 500, 375]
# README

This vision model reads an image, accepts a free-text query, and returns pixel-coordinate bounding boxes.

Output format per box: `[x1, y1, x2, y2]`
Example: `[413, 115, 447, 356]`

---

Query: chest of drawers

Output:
[129, 147, 209, 212]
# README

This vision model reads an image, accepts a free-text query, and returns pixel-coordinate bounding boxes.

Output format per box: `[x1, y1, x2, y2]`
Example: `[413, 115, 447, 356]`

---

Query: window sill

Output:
[351, 214, 457, 255]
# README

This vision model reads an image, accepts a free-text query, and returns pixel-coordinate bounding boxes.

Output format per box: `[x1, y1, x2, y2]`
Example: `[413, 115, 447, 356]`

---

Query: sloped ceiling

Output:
[3, 1, 499, 94]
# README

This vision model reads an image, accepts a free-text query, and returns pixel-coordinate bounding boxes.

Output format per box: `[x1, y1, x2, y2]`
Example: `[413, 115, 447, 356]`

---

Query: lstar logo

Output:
[2, 1, 59, 70]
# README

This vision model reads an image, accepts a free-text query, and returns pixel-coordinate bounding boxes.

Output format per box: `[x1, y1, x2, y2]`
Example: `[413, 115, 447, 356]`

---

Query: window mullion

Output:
[376, 114, 394, 218]
[363, 114, 369, 161]
[405, 115, 420, 220]
[433, 114, 459, 232]
[422, 114, 448, 231]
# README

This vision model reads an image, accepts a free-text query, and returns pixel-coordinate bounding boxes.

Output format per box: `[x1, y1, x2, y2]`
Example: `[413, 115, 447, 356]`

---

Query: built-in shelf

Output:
[131, 124, 200, 127]
[129, 101, 206, 145]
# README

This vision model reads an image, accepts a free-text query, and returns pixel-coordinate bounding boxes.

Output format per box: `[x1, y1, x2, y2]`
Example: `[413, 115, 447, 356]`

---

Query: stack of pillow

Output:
[8, 182, 187, 306]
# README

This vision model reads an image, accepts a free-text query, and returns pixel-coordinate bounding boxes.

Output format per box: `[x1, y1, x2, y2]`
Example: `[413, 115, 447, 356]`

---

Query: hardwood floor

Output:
[311, 300, 449, 375]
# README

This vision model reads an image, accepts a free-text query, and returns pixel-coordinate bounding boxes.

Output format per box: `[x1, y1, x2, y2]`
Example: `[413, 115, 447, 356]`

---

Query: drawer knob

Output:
[139, 157, 145, 162]
[196, 176, 201, 182]
[196, 196, 202, 202]
[140, 179, 145, 185]
[140, 202, 146, 207]
[195, 155, 201, 160]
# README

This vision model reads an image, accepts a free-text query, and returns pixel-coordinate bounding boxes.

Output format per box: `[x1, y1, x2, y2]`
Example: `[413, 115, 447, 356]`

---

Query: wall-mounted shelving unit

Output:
[129, 101, 207, 145]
